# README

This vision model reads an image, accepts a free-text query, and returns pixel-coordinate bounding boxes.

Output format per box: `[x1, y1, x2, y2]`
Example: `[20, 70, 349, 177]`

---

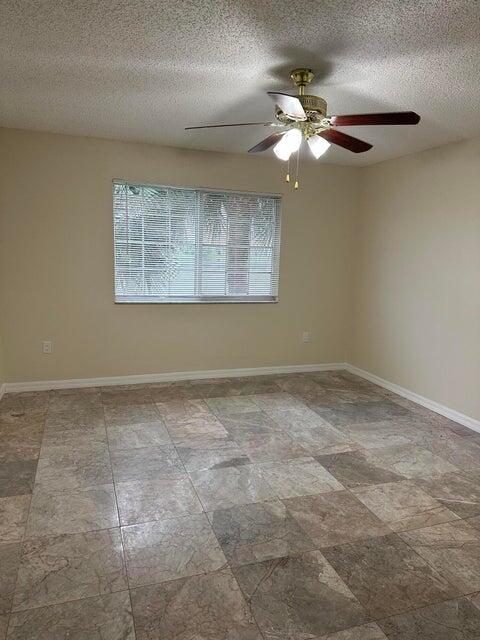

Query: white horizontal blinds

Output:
[199, 191, 280, 297]
[114, 184, 198, 298]
[113, 181, 281, 302]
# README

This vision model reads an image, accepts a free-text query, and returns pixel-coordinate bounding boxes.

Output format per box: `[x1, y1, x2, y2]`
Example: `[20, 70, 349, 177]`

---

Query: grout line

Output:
[100, 388, 140, 640]
[126, 588, 138, 640]
[8, 590, 133, 617]
[155, 400, 212, 514]
[101, 389, 136, 587]
[372, 590, 480, 625]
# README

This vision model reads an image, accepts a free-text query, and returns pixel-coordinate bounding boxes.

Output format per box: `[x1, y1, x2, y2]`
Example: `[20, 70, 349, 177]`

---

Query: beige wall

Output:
[0, 128, 358, 383]
[352, 138, 480, 421]
[0, 259, 4, 388]
[0, 338, 4, 388]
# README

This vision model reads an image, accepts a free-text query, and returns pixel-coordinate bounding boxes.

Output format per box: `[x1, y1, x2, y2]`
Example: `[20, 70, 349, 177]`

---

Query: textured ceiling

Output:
[1, 1, 480, 166]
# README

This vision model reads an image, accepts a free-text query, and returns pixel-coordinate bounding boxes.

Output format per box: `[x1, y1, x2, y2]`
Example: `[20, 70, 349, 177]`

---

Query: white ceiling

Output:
[1, 1, 479, 166]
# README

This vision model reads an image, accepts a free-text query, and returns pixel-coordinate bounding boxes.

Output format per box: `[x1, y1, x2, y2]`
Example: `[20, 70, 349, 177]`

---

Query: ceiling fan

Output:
[186, 68, 420, 188]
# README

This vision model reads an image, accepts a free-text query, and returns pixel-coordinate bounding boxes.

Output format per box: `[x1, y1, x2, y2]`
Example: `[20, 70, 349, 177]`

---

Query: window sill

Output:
[115, 295, 278, 304]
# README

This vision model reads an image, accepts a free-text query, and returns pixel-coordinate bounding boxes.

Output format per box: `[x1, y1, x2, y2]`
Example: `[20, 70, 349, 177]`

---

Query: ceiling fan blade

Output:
[329, 111, 420, 126]
[185, 122, 271, 130]
[319, 129, 372, 153]
[267, 92, 306, 120]
[248, 131, 286, 153]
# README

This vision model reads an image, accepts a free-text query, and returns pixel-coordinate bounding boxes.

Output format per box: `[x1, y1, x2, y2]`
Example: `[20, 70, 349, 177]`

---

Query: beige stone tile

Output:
[101, 385, 153, 406]
[154, 398, 210, 423]
[0, 462, 37, 498]
[284, 490, 389, 548]
[321, 623, 388, 639]
[35, 448, 112, 490]
[122, 514, 227, 587]
[0, 543, 21, 614]
[312, 399, 412, 426]
[352, 481, 459, 532]
[189, 465, 276, 511]
[7, 591, 135, 639]
[259, 456, 344, 498]
[40, 427, 107, 455]
[26, 485, 118, 537]
[289, 425, 357, 456]
[234, 551, 367, 638]
[418, 471, 480, 518]
[0, 424, 43, 464]
[219, 411, 280, 440]
[369, 443, 458, 480]
[205, 396, 259, 416]
[400, 519, 480, 594]
[0, 614, 8, 639]
[176, 438, 250, 472]
[0, 496, 30, 544]
[130, 568, 261, 639]
[106, 421, 171, 450]
[13, 529, 127, 611]
[43, 407, 105, 432]
[165, 414, 228, 444]
[378, 596, 480, 640]
[248, 391, 307, 413]
[323, 534, 458, 619]
[209, 499, 314, 566]
[103, 403, 160, 427]
[235, 431, 307, 463]
[316, 449, 406, 488]
[110, 445, 185, 483]
[115, 477, 203, 525]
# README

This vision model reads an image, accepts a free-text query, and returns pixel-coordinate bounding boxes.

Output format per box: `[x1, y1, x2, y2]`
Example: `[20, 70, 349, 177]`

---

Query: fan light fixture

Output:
[273, 128, 331, 188]
[274, 128, 330, 161]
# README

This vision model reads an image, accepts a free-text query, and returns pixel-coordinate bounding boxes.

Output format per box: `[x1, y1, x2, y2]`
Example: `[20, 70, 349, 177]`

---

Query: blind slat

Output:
[113, 181, 281, 303]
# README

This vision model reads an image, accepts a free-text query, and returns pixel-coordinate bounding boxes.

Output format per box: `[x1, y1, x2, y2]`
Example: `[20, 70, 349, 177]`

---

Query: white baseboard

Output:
[5, 362, 345, 393]
[345, 363, 480, 434]
[0, 383, 5, 401]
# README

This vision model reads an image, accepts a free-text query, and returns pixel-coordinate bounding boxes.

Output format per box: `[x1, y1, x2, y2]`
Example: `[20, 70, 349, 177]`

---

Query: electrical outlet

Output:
[42, 340, 53, 354]
[302, 331, 310, 343]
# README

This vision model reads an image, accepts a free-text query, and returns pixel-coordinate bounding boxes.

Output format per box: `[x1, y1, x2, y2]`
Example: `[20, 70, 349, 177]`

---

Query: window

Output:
[113, 181, 281, 303]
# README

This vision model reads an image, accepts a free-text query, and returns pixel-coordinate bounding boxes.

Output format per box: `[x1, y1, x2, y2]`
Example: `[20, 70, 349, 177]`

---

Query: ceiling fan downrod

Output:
[290, 68, 315, 96]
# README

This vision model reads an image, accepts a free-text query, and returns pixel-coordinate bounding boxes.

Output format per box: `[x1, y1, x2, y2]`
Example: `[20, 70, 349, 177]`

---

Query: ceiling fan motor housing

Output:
[275, 94, 327, 125]
[275, 68, 328, 124]
[299, 94, 327, 118]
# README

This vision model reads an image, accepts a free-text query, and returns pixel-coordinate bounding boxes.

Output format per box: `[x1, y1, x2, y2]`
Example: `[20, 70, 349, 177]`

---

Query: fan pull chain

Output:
[294, 148, 300, 189]
[285, 156, 290, 183]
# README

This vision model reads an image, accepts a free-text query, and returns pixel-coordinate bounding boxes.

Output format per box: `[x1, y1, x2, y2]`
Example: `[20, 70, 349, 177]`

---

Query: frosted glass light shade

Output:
[273, 129, 302, 161]
[307, 135, 331, 159]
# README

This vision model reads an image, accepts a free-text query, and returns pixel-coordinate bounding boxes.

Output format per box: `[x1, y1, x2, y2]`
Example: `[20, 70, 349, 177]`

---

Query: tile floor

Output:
[1, 370, 480, 638]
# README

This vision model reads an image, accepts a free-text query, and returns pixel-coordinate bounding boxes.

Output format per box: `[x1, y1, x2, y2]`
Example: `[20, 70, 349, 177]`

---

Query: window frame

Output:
[112, 180, 282, 304]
